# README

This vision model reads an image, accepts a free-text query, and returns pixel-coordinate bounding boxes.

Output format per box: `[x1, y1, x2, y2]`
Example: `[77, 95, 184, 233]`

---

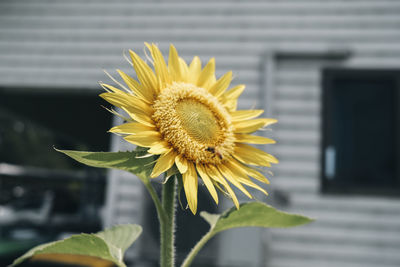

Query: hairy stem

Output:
[143, 180, 167, 223]
[180, 230, 214, 267]
[160, 176, 177, 267]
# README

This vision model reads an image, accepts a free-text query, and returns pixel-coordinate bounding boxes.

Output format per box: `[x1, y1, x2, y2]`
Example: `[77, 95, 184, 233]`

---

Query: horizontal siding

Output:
[2, 29, 400, 43]
[2, 2, 400, 15]
[272, 226, 400, 245]
[2, 42, 400, 56]
[269, 28, 400, 265]
[2, 1, 400, 88]
[3, 16, 400, 30]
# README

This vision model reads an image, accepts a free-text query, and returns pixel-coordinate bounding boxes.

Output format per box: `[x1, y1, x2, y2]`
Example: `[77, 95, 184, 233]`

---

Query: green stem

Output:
[160, 175, 177, 267]
[180, 230, 214, 267]
[143, 180, 167, 224]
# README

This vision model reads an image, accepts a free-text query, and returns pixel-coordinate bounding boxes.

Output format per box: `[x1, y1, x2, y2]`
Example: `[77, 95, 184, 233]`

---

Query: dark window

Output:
[0, 88, 112, 265]
[0, 89, 111, 169]
[322, 69, 400, 196]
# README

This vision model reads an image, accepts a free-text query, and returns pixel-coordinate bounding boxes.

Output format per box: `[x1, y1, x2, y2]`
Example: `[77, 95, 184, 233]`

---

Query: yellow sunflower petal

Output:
[102, 106, 133, 123]
[234, 162, 270, 184]
[147, 141, 171, 155]
[225, 161, 268, 195]
[223, 99, 238, 112]
[219, 84, 245, 111]
[217, 164, 252, 199]
[117, 70, 153, 104]
[100, 92, 152, 115]
[235, 134, 276, 144]
[188, 56, 201, 83]
[175, 154, 189, 174]
[208, 71, 232, 98]
[197, 58, 216, 89]
[124, 132, 161, 147]
[145, 43, 171, 87]
[168, 44, 182, 81]
[100, 83, 125, 95]
[231, 110, 264, 121]
[125, 95, 153, 115]
[182, 161, 198, 214]
[121, 106, 154, 127]
[234, 143, 278, 166]
[100, 92, 127, 109]
[125, 96, 154, 116]
[126, 131, 160, 138]
[129, 49, 158, 96]
[220, 84, 245, 101]
[109, 122, 155, 134]
[151, 149, 176, 178]
[206, 165, 239, 209]
[179, 57, 189, 82]
[196, 164, 219, 204]
[233, 118, 278, 134]
[237, 177, 268, 195]
[212, 180, 229, 196]
[100, 93, 154, 127]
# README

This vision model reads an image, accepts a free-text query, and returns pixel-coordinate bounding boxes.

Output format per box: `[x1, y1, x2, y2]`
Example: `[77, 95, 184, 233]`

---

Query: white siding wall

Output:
[268, 55, 400, 267]
[1, 1, 400, 266]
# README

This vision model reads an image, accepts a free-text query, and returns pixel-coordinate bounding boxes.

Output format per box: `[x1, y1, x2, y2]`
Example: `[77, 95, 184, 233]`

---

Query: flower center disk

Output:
[152, 82, 235, 164]
[176, 100, 219, 144]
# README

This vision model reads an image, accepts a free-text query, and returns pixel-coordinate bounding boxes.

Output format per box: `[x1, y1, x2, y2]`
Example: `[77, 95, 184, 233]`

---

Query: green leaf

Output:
[56, 148, 155, 182]
[96, 224, 141, 263]
[202, 201, 313, 234]
[11, 224, 142, 267]
[181, 202, 313, 267]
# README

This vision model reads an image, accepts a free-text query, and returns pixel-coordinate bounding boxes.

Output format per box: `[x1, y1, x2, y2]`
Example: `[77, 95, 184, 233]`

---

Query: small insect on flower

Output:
[102, 43, 278, 214]
[205, 146, 223, 160]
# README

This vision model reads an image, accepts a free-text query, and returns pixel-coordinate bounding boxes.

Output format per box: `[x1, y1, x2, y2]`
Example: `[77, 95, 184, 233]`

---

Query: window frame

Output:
[321, 68, 400, 196]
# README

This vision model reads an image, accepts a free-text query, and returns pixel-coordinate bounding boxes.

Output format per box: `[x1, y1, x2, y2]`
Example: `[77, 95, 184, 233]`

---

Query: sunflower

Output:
[101, 43, 278, 214]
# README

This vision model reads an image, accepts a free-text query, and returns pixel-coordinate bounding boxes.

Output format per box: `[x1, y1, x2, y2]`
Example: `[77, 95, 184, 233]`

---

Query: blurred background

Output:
[0, 0, 400, 267]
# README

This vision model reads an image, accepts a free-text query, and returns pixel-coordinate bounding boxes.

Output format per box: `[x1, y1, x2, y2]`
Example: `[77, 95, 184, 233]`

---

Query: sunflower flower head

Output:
[101, 43, 278, 214]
